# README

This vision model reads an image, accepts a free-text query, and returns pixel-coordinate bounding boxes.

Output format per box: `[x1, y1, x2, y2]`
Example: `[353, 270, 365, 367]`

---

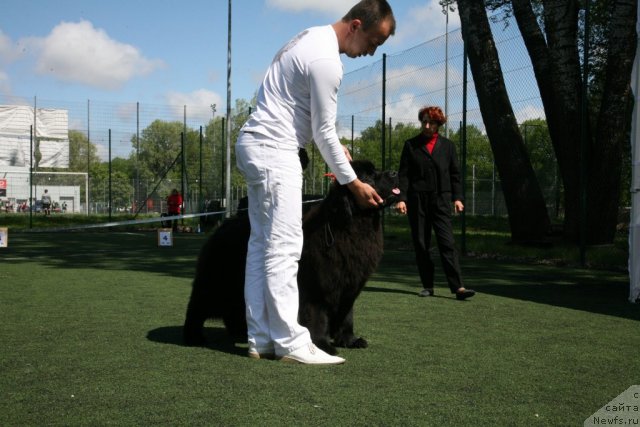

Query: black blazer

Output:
[397, 133, 463, 203]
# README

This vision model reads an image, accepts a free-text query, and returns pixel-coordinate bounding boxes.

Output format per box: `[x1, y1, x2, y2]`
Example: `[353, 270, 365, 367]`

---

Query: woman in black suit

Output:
[395, 106, 475, 300]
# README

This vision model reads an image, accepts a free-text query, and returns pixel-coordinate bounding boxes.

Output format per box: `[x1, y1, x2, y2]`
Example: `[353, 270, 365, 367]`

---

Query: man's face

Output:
[345, 18, 394, 58]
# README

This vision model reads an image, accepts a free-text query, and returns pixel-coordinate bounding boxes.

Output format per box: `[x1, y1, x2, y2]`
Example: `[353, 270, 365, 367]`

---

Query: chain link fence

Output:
[337, 10, 557, 218]
[1, 11, 558, 224]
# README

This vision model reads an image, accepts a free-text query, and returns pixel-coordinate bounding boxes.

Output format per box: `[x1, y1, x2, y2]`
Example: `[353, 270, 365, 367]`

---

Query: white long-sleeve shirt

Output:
[241, 25, 357, 185]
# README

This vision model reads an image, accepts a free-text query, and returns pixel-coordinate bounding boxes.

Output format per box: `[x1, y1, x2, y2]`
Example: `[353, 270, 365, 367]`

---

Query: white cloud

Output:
[390, 0, 460, 48]
[0, 70, 11, 95]
[165, 89, 224, 122]
[386, 92, 423, 124]
[0, 30, 22, 64]
[94, 142, 109, 161]
[266, 0, 349, 15]
[34, 20, 164, 90]
[115, 103, 138, 124]
[385, 63, 457, 94]
[514, 104, 546, 123]
[165, 89, 222, 108]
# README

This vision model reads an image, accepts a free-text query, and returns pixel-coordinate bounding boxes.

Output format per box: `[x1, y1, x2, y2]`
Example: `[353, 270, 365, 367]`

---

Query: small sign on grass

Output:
[0, 227, 7, 248]
[158, 228, 173, 247]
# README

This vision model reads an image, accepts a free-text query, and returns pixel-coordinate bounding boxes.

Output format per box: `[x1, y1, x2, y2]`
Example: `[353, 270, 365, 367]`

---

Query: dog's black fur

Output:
[183, 160, 399, 355]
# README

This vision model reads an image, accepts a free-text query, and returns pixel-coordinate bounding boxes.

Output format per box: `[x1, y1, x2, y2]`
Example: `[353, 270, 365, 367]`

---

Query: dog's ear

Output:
[326, 188, 353, 224]
[351, 160, 377, 185]
[339, 195, 354, 222]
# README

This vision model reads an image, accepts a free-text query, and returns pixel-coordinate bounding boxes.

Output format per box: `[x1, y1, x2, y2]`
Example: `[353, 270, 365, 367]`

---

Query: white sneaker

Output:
[280, 343, 345, 365]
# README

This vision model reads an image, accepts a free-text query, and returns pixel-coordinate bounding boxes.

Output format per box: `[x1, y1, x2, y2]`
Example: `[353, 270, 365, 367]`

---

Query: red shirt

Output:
[167, 193, 183, 214]
[426, 133, 438, 154]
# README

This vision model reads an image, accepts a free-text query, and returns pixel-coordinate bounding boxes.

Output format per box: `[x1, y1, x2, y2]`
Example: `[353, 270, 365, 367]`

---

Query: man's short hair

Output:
[342, 0, 396, 35]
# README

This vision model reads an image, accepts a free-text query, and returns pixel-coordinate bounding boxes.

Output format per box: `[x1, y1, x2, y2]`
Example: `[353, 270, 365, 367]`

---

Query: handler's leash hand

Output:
[347, 179, 384, 209]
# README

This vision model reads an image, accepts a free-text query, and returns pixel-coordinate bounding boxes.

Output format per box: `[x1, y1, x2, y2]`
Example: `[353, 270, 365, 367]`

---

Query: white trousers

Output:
[235, 131, 311, 355]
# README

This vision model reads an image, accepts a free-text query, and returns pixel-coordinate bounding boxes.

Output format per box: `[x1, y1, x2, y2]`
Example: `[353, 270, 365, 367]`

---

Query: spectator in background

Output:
[395, 106, 475, 301]
[41, 189, 52, 216]
[167, 189, 183, 232]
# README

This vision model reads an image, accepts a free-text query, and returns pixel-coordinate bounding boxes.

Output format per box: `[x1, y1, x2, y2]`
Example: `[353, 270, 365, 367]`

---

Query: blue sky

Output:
[0, 0, 460, 109]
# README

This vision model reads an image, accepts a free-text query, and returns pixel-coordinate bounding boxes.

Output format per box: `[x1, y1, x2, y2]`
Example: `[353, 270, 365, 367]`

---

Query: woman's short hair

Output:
[418, 106, 447, 125]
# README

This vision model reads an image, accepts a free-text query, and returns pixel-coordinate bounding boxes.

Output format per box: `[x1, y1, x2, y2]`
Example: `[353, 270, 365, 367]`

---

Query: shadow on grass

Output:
[377, 250, 640, 321]
[7, 232, 638, 322]
[4, 231, 205, 279]
[147, 325, 246, 356]
[364, 286, 417, 296]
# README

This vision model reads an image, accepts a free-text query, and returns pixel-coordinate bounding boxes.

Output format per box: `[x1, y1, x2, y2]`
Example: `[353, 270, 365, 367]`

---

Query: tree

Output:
[350, 120, 420, 172]
[457, 0, 551, 242]
[89, 162, 134, 212]
[135, 120, 184, 184]
[450, 124, 494, 179]
[203, 115, 225, 199]
[357, 120, 385, 166]
[487, 0, 637, 243]
[68, 130, 100, 172]
[385, 121, 419, 171]
[520, 119, 557, 193]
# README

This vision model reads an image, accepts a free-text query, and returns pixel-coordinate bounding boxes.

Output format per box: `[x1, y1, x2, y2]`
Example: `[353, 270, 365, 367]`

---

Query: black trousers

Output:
[168, 211, 180, 231]
[407, 191, 463, 293]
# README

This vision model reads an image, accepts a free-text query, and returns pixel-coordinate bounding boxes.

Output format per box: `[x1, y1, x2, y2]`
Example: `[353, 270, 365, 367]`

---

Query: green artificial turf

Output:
[1, 229, 638, 426]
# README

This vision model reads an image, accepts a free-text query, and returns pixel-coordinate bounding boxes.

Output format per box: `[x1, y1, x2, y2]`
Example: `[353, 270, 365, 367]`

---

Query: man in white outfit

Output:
[235, 0, 396, 365]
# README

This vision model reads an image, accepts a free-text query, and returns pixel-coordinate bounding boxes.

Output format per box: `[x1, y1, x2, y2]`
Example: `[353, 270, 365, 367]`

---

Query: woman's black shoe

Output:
[455, 289, 476, 300]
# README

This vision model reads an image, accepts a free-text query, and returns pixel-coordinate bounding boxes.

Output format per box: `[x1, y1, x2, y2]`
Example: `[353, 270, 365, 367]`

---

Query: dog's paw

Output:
[347, 337, 368, 349]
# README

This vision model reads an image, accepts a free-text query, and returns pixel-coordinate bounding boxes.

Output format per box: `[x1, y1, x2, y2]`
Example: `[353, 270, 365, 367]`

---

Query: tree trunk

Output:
[458, 0, 551, 242]
[588, 0, 637, 243]
[511, 0, 637, 244]
[511, 0, 583, 241]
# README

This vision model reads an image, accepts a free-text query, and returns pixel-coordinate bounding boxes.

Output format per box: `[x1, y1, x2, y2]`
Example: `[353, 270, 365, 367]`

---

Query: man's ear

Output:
[350, 19, 362, 33]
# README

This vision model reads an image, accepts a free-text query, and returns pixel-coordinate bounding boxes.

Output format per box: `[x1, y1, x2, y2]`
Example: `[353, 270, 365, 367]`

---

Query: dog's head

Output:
[321, 160, 399, 223]
[349, 160, 400, 208]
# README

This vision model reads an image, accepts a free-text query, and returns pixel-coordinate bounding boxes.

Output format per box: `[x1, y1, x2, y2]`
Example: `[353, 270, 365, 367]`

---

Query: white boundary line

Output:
[22, 198, 326, 233]
[24, 210, 227, 233]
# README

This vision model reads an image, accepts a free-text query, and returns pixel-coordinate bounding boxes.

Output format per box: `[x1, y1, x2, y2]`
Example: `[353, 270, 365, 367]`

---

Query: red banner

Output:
[0, 179, 6, 197]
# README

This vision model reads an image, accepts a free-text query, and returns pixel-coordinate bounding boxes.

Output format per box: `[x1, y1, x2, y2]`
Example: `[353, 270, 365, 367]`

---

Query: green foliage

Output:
[68, 130, 100, 172]
[357, 119, 384, 166]
[134, 120, 186, 182]
[89, 163, 134, 210]
[450, 124, 494, 179]
[520, 119, 557, 191]
[386, 121, 419, 170]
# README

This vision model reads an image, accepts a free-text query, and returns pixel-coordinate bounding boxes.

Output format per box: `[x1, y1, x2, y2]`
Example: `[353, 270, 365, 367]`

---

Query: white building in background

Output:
[0, 105, 70, 168]
[0, 105, 81, 212]
[0, 166, 82, 213]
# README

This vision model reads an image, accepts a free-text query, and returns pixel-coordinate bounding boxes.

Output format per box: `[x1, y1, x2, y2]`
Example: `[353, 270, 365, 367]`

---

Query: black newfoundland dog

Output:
[183, 160, 399, 355]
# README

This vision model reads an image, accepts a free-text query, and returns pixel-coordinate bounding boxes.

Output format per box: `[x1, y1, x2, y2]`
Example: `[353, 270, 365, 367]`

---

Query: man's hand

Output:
[347, 179, 383, 209]
[395, 201, 407, 215]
